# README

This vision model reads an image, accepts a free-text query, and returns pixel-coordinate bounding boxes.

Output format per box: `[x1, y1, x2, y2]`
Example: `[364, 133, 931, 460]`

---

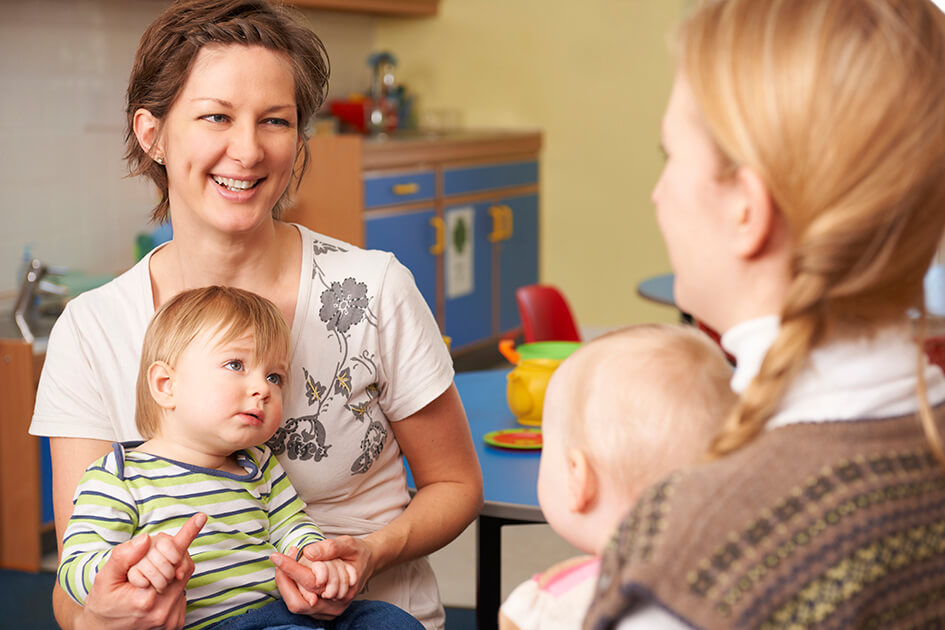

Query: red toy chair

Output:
[515, 284, 582, 343]
[925, 335, 945, 373]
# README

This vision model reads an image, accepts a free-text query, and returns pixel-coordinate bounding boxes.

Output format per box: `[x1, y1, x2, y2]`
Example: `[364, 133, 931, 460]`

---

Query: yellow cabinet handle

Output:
[488, 206, 504, 243]
[430, 216, 445, 255]
[502, 205, 514, 240]
[393, 182, 420, 196]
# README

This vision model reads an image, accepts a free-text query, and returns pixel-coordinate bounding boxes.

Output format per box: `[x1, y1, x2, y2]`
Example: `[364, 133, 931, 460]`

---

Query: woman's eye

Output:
[264, 117, 291, 128]
[225, 359, 243, 372]
[202, 114, 229, 124]
[267, 373, 283, 386]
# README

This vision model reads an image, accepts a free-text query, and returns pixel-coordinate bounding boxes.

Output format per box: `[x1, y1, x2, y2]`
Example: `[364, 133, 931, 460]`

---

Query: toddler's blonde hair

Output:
[548, 324, 735, 496]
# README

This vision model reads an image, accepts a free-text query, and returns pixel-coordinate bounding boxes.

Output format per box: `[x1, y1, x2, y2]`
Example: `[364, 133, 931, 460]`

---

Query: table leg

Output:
[476, 515, 502, 630]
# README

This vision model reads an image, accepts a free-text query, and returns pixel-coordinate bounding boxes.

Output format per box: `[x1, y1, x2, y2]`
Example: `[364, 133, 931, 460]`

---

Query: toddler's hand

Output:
[126, 523, 199, 592]
[297, 553, 357, 601]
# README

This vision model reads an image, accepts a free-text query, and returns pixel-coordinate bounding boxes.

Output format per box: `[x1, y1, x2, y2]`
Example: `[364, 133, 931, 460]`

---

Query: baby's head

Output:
[135, 286, 290, 441]
[537, 324, 735, 554]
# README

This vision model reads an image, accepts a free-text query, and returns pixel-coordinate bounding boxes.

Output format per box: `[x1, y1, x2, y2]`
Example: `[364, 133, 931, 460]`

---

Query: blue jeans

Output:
[209, 598, 424, 630]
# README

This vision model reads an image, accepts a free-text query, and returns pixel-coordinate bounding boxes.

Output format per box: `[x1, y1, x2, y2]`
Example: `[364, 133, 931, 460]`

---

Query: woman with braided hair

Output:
[29, 1, 482, 629]
[585, 1, 945, 628]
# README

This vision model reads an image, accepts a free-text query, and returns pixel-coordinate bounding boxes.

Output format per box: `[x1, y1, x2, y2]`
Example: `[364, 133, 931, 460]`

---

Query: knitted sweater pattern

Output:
[585, 411, 945, 630]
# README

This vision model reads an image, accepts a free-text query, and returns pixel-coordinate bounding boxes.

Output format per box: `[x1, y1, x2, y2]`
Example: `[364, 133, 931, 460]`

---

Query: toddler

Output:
[499, 324, 735, 630]
[57, 286, 421, 630]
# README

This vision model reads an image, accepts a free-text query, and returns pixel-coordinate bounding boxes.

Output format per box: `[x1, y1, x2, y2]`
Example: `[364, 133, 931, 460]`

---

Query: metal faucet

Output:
[13, 258, 68, 344]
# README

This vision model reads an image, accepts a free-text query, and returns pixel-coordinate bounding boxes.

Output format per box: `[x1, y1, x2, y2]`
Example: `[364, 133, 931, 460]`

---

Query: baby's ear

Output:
[567, 448, 599, 514]
[148, 361, 176, 410]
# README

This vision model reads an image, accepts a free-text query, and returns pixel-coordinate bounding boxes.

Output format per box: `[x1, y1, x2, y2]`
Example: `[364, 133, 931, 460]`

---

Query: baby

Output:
[58, 286, 421, 630]
[499, 324, 736, 630]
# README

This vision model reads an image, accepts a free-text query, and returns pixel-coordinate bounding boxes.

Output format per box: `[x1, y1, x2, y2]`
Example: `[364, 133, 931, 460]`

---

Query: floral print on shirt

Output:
[267, 238, 388, 476]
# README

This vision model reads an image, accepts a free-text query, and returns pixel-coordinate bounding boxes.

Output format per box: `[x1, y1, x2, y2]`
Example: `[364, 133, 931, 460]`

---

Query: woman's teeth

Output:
[212, 175, 258, 191]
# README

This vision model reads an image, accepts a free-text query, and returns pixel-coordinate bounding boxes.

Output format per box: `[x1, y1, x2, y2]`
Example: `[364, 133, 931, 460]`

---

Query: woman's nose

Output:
[651, 172, 665, 207]
[229, 121, 264, 167]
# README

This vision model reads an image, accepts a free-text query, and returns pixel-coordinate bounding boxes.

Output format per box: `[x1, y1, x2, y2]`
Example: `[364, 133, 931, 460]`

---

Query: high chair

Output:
[515, 284, 581, 343]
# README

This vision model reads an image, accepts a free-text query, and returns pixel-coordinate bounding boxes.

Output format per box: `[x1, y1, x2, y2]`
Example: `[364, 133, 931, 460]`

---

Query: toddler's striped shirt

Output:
[58, 442, 325, 629]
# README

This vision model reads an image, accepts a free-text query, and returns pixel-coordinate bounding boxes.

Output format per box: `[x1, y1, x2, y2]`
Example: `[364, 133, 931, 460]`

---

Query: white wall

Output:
[0, 0, 375, 298]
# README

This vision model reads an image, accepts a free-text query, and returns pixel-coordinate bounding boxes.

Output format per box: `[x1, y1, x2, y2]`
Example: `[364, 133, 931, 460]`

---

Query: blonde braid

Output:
[913, 307, 945, 468]
[710, 273, 826, 457]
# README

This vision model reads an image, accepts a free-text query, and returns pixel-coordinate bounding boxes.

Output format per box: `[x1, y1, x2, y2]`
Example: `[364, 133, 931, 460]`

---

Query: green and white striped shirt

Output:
[58, 442, 325, 629]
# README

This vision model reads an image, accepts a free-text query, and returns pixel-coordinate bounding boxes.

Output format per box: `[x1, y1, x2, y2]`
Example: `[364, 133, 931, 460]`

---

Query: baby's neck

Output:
[136, 438, 244, 474]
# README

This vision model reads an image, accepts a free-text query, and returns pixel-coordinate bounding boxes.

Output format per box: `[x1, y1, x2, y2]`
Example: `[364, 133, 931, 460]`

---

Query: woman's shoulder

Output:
[60, 253, 152, 327]
[294, 223, 418, 308]
[296, 224, 390, 261]
[295, 223, 401, 278]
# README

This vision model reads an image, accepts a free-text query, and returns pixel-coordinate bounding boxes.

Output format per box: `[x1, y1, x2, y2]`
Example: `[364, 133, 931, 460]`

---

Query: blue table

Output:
[406, 368, 544, 630]
[636, 272, 676, 307]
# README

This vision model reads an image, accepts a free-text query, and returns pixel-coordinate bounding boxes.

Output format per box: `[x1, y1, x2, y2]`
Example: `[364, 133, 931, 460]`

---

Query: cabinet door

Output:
[363, 169, 436, 209]
[443, 203, 493, 348]
[364, 207, 438, 316]
[497, 193, 540, 333]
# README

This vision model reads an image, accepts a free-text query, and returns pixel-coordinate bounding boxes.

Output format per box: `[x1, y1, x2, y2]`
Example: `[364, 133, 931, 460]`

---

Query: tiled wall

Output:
[0, 0, 375, 298]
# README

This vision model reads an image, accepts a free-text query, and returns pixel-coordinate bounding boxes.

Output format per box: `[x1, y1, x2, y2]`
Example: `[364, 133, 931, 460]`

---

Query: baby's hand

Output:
[297, 553, 357, 601]
[126, 531, 192, 592]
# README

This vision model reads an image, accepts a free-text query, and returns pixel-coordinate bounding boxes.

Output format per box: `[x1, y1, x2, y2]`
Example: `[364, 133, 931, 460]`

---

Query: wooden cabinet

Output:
[285, 130, 542, 353]
[0, 341, 44, 571]
[288, 0, 438, 16]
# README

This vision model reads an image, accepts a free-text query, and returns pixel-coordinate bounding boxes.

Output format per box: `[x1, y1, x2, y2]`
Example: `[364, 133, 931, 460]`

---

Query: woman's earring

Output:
[155, 156, 165, 165]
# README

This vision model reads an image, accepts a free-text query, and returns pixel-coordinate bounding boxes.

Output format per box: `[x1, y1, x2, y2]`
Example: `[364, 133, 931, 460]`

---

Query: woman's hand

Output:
[73, 513, 205, 630]
[128, 514, 208, 593]
[271, 537, 374, 619]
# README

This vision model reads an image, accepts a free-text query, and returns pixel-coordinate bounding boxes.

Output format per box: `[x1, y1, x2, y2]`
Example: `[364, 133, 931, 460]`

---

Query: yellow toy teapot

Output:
[499, 340, 581, 426]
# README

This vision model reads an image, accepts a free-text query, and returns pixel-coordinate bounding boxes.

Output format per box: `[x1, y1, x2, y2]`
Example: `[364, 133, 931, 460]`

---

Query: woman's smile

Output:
[210, 174, 265, 202]
[212, 175, 262, 192]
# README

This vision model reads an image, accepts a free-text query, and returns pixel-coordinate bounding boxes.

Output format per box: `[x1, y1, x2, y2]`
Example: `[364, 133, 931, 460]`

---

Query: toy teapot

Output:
[499, 339, 581, 426]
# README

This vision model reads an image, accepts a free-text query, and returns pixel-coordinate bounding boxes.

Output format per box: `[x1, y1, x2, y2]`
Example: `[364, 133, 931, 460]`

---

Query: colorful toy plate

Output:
[483, 428, 543, 450]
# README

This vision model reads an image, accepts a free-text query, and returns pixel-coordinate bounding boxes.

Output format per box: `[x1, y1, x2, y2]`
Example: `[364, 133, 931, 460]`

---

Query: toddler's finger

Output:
[310, 560, 328, 589]
[333, 564, 349, 600]
[136, 558, 169, 593]
[127, 564, 151, 589]
[344, 562, 358, 587]
[146, 545, 180, 583]
[320, 561, 345, 600]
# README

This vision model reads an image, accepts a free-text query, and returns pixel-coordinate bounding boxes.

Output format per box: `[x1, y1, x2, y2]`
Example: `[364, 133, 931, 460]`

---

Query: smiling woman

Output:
[29, 2, 482, 630]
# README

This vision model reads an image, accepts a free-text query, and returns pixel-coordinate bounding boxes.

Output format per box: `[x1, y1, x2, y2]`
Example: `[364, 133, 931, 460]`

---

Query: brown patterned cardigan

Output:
[584, 410, 945, 630]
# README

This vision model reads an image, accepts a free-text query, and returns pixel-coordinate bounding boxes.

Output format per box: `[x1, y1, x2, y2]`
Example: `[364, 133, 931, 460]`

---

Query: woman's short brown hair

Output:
[124, 0, 330, 223]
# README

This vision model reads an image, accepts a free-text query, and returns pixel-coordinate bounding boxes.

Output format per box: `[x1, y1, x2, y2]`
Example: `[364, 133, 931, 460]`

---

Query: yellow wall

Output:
[376, 0, 688, 328]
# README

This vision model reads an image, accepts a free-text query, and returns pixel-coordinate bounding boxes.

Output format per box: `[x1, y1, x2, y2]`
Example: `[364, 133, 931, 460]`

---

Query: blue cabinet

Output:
[443, 203, 493, 348]
[364, 206, 438, 316]
[498, 194, 539, 332]
[440, 161, 539, 349]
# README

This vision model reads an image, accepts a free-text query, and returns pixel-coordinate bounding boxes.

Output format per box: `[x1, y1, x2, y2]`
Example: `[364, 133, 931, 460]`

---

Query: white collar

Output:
[721, 316, 945, 429]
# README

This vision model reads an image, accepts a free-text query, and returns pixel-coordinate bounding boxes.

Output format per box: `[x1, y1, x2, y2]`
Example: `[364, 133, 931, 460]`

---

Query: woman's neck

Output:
[149, 220, 301, 324]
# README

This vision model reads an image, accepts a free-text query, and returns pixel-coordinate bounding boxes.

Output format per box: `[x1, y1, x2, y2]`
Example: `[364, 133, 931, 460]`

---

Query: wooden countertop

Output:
[323, 129, 542, 170]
